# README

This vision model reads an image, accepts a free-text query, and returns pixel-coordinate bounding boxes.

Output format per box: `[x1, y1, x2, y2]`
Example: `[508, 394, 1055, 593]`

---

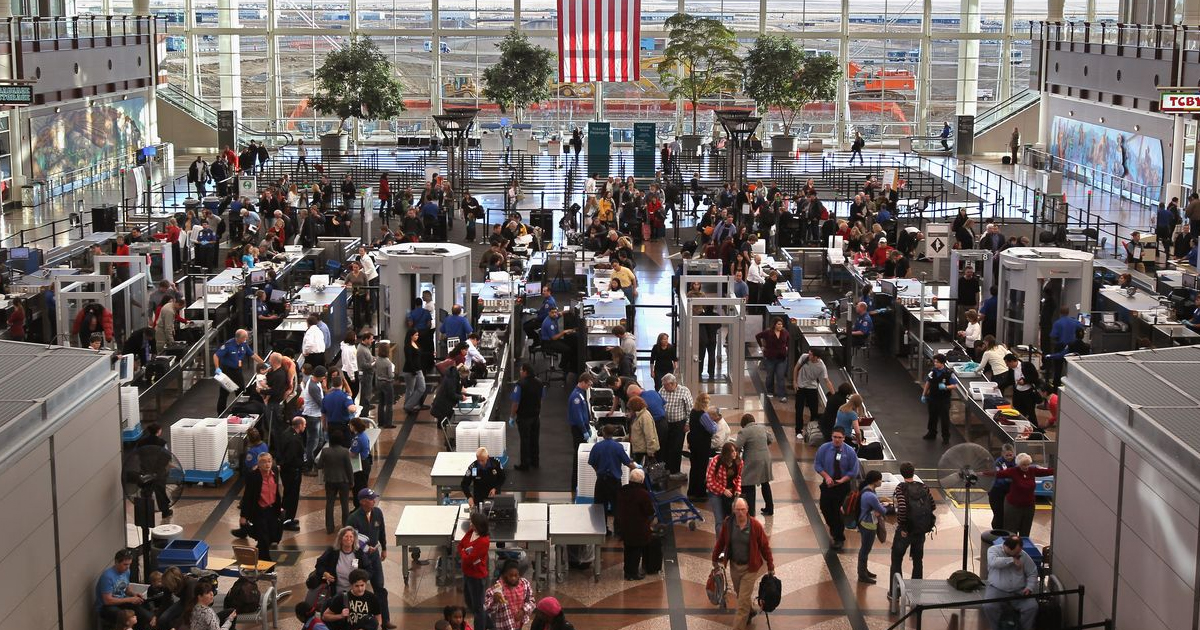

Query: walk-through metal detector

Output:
[677, 291, 745, 409]
[96, 254, 155, 336]
[54, 274, 113, 348]
[949, 249, 997, 333]
[375, 242, 472, 346]
[997, 247, 1094, 349]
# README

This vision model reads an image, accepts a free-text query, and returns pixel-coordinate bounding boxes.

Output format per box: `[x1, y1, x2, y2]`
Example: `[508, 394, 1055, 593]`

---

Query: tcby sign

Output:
[1161, 93, 1200, 113]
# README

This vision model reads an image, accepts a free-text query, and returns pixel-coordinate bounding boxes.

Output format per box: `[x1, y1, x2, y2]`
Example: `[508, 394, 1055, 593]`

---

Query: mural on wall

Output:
[29, 97, 147, 180]
[1049, 116, 1163, 202]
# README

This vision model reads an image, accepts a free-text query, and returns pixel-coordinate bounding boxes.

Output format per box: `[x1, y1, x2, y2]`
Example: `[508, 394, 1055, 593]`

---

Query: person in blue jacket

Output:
[440, 304, 474, 341]
[813, 427, 860, 551]
[567, 373, 594, 491]
[1048, 306, 1084, 352]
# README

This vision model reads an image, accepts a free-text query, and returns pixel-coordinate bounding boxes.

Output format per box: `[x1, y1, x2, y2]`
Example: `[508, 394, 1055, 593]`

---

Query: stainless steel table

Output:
[549, 504, 607, 583]
[394, 505, 460, 585]
[452, 505, 552, 589]
[431, 452, 477, 502]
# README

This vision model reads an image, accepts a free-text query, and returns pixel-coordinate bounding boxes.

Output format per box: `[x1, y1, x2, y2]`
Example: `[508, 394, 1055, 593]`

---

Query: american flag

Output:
[557, 0, 641, 83]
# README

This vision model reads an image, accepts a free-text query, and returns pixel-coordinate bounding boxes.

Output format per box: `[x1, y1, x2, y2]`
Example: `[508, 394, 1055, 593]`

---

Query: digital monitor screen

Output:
[9, 247, 29, 259]
[1184, 273, 1198, 291]
[269, 290, 287, 303]
[1078, 312, 1091, 327]
[247, 269, 268, 285]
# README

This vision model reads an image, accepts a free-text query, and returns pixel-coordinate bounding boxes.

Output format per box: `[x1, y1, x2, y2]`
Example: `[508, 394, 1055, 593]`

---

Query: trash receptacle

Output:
[979, 529, 1011, 580]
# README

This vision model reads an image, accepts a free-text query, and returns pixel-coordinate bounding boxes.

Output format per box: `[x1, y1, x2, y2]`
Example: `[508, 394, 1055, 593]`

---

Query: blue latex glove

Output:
[938, 382, 948, 391]
[507, 416, 515, 428]
[584, 430, 592, 441]
[214, 367, 222, 376]
[920, 395, 927, 404]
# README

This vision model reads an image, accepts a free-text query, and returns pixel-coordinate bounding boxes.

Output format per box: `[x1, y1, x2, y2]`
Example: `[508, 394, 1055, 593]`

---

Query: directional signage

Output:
[1160, 92, 1200, 113]
[925, 223, 951, 260]
[633, 123, 656, 178]
[0, 85, 33, 106]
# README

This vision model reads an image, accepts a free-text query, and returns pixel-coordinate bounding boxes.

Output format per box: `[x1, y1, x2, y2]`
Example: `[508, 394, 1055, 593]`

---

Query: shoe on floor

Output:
[230, 528, 248, 539]
[779, 396, 788, 402]
[760, 508, 774, 516]
[865, 570, 878, 579]
[162, 509, 174, 518]
[858, 575, 877, 584]
[922, 432, 937, 440]
[385, 623, 399, 629]
[283, 520, 301, 531]
[943, 439, 951, 446]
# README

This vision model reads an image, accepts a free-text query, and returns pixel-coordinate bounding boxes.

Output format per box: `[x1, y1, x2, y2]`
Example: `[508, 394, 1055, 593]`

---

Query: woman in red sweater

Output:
[991, 452, 1054, 537]
[457, 512, 490, 630]
[7, 297, 25, 341]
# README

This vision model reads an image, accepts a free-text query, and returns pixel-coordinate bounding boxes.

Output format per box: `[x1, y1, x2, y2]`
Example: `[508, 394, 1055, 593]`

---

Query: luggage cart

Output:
[644, 466, 702, 530]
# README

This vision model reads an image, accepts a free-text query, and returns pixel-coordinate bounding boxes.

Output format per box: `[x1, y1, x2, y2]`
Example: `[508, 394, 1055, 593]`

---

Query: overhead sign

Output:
[1160, 92, 1200, 113]
[587, 121, 611, 177]
[0, 85, 33, 106]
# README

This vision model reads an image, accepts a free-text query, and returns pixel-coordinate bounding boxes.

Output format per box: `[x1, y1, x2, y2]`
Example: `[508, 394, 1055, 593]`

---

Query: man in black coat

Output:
[615, 469, 656, 580]
[187, 156, 209, 198]
[277, 417, 307, 532]
[235, 452, 283, 560]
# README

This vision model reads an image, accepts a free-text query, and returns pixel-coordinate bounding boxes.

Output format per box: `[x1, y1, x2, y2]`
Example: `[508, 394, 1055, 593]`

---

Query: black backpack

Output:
[902, 481, 936, 535]
[756, 573, 782, 613]
[222, 577, 262, 614]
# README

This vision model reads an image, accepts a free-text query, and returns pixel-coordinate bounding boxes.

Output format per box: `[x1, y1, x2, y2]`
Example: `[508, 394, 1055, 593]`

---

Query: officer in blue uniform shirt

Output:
[1186, 294, 1200, 332]
[849, 301, 873, 346]
[212, 328, 264, 414]
[539, 306, 578, 374]
[460, 446, 506, 508]
[523, 284, 557, 341]
[567, 373, 594, 490]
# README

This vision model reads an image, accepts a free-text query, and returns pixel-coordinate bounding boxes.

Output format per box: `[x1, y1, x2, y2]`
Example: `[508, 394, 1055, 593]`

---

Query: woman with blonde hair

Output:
[836, 393, 865, 446]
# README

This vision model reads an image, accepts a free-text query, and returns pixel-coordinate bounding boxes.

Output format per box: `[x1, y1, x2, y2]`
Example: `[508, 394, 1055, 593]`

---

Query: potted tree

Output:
[658, 13, 742, 154]
[310, 38, 405, 158]
[481, 29, 554, 123]
[744, 35, 841, 157]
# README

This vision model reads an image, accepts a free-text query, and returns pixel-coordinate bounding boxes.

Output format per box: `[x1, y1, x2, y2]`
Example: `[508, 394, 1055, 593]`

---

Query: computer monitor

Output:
[9, 247, 29, 260]
[1078, 312, 1091, 327]
[269, 289, 287, 303]
[1184, 273, 1198, 291]
[247, 269, 268, 285]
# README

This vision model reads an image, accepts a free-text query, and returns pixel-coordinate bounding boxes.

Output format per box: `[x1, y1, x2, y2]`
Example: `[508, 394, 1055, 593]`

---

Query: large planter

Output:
[320, 133, 349, 160]
[680, 134, 704, 156]
[771, 134, 796, 158]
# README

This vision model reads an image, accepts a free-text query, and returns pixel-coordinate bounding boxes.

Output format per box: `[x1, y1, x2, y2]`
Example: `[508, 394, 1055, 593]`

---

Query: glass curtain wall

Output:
[150, 0, 1119, 144]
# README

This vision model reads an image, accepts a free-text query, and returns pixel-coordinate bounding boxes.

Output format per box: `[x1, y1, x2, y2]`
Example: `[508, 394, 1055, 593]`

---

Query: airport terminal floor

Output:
[139, 207, 1054, 630]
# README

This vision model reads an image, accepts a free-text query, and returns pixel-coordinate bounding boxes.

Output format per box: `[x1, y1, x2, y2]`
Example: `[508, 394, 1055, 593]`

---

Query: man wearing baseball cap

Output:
[347, 488, 395, 628]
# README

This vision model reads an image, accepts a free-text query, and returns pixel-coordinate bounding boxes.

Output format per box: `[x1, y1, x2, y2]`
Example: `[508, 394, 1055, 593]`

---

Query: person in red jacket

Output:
[712, 498, 775, 630]
[988, 452, 1054, 537]
[378, 174, 392, 224]
[871, 238, 893, 267]
[457, 512, 490, 630]
[7, 296, 25, 341]
[72, 302, 114, 347]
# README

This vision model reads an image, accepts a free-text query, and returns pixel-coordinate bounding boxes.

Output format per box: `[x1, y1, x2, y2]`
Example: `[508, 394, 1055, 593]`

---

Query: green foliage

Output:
[310, 38, 405, 132]
[482, 29, 555, 118]
[744, 35, 841, 136]
[657, 13, 743, 133]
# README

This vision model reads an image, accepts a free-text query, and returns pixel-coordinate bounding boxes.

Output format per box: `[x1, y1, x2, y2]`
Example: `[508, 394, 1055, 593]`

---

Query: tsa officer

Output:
[213, 328, 265, 414]
[461, 447, 506, 509]
[567, 373, 594, 490]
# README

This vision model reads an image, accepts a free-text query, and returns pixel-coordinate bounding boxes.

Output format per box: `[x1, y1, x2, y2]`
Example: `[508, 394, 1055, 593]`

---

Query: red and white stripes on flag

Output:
[557, 0, 641, 83]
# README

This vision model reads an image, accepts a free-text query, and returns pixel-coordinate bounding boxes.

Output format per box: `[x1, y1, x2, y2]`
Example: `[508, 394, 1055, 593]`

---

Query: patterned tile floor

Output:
[154, 367, 1052, 630]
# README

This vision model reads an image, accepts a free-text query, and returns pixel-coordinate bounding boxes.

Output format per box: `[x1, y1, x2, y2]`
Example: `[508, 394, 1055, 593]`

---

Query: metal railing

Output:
[884, 584, 1110, 630]
[973, 89, 1040, 136]
[8, 15, 158, 42]
[1024, 147, 1161, 209]
[158, 84, 295, 147]
[1037, 20, 1176, 49]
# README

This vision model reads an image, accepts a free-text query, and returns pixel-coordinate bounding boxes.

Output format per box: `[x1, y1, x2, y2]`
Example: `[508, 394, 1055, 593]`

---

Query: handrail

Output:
[884, 584, 1110, 630]
[1025, 147, 1160, 207]
[974, 89, 1040, 136]
[158, 84, 295, 147]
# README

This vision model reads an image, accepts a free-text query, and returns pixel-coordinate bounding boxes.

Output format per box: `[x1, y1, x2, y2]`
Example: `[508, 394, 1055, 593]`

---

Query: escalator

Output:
[156, 84, 294, 148]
